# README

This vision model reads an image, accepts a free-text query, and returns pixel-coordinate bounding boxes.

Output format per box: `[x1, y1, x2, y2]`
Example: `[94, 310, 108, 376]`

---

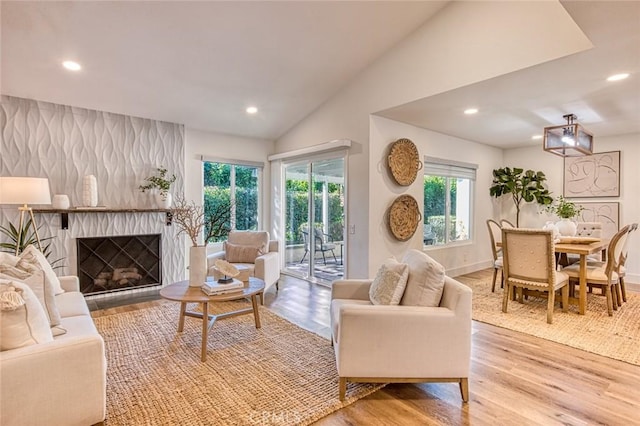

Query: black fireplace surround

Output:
[77, 234, 162, 295]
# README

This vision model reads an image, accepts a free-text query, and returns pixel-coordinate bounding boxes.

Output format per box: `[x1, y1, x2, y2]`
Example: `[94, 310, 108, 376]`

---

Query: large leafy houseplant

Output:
[489, 167, 553, 227]
[0, 219, 64, 269]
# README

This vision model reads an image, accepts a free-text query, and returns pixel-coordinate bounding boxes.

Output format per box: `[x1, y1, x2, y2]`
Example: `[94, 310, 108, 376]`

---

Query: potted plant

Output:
[544, 196, 583, 236]
[0, 219, 64, 269]
[139, 167, 176, 209]
[489, 167, 554, 227]
[171, 196, 232, 286]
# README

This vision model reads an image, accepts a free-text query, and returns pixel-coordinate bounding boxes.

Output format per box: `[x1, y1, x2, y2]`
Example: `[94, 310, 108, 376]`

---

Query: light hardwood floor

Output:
[92, 270, 640, 425]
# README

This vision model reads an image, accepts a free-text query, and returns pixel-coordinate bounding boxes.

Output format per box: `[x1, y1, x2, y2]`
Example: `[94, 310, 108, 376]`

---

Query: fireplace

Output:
[77, 234, 162, 295]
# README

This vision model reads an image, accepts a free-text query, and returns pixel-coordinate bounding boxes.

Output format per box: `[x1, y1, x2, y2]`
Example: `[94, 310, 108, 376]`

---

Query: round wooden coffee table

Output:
[160, 277, 265, 361]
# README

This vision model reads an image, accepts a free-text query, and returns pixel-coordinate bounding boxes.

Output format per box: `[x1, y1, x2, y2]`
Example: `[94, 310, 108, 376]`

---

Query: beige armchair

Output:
[330, 250, 472, 402]
[207, 231, 280, 295]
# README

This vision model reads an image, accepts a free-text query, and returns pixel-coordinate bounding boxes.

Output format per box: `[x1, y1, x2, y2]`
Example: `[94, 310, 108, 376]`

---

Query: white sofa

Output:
[207, 231, 280, 295]
[0, 276, 107, 426]
[330, 255, 472, 401]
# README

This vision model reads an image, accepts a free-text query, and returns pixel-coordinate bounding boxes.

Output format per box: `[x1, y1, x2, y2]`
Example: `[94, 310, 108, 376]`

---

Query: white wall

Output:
[184, 128, 275, 242]
[370, 116, 503, 277]
[275, 1, 590, 278]
[504, 133, 640, 284]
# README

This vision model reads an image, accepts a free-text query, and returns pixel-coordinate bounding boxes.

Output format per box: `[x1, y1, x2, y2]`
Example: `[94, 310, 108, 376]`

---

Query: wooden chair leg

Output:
[561, 285, 569, 313]
[339, 377, 347, 401]
[459, 378, 469, 402]
[547, 288, 555, 324]
[491, 268, 498, 292]
[502, 284, 510, 313]
[620, 277, 627, 302]
[604, 285, 614, 316]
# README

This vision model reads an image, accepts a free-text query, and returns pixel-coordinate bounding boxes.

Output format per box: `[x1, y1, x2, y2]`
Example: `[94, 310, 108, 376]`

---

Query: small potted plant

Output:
[544, 196, 583, 236]
[139, 167, 176, 209]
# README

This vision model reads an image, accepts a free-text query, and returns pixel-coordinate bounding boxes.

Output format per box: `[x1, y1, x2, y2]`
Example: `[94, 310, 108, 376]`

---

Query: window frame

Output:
[201, 156, 264, 238]
[423, 157, 477, 247]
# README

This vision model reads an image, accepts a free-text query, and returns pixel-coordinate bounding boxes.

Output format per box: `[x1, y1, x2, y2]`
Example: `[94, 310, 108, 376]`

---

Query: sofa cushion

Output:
[0, 279, 54, 351]
[15, 245, 65, 295]
[55, 291, 91, 318]
[225, 242, 265, 264]
[400, 249, 445, 307]
[0, 270, 64, 336]
[369, 258, 409, 305]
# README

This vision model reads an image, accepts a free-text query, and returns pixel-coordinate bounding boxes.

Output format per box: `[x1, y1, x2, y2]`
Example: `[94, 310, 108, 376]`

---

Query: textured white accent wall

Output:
[0, 95, 186, 287]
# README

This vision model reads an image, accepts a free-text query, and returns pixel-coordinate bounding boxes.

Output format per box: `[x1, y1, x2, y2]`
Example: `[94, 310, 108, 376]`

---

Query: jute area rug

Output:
[456, 276, 640, 366]
[94, 301, 381, 425]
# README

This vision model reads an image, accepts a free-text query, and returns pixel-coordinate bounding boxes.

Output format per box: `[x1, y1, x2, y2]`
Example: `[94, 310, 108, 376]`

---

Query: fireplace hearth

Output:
[77, 234, 162, 295]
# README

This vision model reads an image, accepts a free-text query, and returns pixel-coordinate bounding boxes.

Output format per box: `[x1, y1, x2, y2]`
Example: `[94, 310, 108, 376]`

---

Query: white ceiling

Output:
[1, 1, 447, 140]
[378, 1, 640, 149]
[2, 1, 639, 148]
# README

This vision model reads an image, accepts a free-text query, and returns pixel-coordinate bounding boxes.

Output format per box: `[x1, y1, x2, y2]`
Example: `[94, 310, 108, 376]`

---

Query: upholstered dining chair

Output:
[582, 223, 636, 307]
[502, 228, 569, 324]
[486, 219, 504, 292]
[500, 219, 515, 228]
[565, 222, 604, 265]
[562, 224, 631, 315]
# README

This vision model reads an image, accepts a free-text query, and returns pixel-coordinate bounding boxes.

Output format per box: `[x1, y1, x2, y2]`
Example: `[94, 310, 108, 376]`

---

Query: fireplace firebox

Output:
[77, 234, 162, 295]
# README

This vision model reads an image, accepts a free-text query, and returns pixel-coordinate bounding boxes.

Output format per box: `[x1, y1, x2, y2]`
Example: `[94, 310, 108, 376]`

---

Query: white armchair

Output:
[330, 253, 472, 402]
[207, 231, 280, 296]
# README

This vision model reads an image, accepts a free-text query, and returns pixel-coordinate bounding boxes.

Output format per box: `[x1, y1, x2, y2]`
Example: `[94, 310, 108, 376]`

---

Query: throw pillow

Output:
[0, 252, 19, 267]
[15, 245, 65, 295]
[0, 279, 54, 351]
[369, 258, 409, 305]
[0, 270, 65, 335]
[225, 242, 265, 264]
[400, 249, 445, 307]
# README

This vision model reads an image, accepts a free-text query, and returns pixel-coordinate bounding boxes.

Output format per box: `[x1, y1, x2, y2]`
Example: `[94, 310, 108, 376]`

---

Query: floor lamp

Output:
[0, 177, 52, 255]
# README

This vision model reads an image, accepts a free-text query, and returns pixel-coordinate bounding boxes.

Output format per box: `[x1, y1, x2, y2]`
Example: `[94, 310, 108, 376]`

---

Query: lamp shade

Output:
[0, 177, 52, 205]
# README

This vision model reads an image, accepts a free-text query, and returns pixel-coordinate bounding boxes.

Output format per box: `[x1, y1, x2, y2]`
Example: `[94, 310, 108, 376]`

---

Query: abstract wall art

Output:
[575, 202, 619, 240]
[564, 151, 620, 198]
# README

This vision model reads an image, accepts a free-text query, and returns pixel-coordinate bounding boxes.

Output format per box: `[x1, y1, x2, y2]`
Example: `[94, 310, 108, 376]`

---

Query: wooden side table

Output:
[160, 277, 265, 361]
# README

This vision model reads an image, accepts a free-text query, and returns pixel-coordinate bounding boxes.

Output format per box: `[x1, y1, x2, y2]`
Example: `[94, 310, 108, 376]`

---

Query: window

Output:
[423, 157, 476, 246]
[203, 160, 261, 242]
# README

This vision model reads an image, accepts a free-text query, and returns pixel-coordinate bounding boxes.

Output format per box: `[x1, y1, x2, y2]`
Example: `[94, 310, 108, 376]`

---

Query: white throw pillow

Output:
[0, 252, 19, 267]
[400, 249, 445, 307]
[15, 245, 65, 295]
[0, 270, 63, 329]
[369, 258, 409, 305]
[0, 279, 54, 351]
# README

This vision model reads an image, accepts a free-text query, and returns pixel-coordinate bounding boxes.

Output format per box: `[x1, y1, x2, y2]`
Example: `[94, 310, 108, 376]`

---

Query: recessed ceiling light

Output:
[606, 73, 629, 82]
[246, 106, 258, 114]
[531, 135, 543, 140]
[62, 60, 82, 71]
[463, 108, 478, 115]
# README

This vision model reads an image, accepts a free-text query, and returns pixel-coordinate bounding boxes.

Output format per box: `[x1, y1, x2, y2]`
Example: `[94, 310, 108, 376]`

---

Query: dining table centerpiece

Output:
[545, 195, 583, 236]
[171, 196, 231, 286]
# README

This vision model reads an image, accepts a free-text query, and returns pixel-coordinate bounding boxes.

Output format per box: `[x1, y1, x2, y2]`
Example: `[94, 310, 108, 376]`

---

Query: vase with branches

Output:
[171, 196, 232, 286]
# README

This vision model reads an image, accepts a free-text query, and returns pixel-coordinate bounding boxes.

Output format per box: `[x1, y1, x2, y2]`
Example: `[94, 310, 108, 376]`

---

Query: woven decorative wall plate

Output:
[387, 138, 422, 186]
[388, 195, 422, 241]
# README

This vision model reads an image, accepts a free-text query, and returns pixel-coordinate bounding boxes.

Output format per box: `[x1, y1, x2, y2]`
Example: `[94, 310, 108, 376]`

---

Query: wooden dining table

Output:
[554, 239, 608, 315]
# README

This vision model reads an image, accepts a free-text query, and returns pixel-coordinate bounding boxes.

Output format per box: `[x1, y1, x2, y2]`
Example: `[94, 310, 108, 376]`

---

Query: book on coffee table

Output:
[201, 279, 244, 296]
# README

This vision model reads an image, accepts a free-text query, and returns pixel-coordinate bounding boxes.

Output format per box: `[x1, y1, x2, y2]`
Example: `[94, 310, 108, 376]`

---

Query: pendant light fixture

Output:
[543, 114, 593, 157]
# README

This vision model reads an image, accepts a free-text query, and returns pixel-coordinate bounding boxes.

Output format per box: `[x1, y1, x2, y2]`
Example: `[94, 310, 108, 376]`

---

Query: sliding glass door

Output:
[283, 156, 345, 284]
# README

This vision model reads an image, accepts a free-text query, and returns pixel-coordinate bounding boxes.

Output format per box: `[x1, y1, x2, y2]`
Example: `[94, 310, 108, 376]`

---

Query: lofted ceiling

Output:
[1, 1, 639, 148]
[1, 1, 447, 140]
